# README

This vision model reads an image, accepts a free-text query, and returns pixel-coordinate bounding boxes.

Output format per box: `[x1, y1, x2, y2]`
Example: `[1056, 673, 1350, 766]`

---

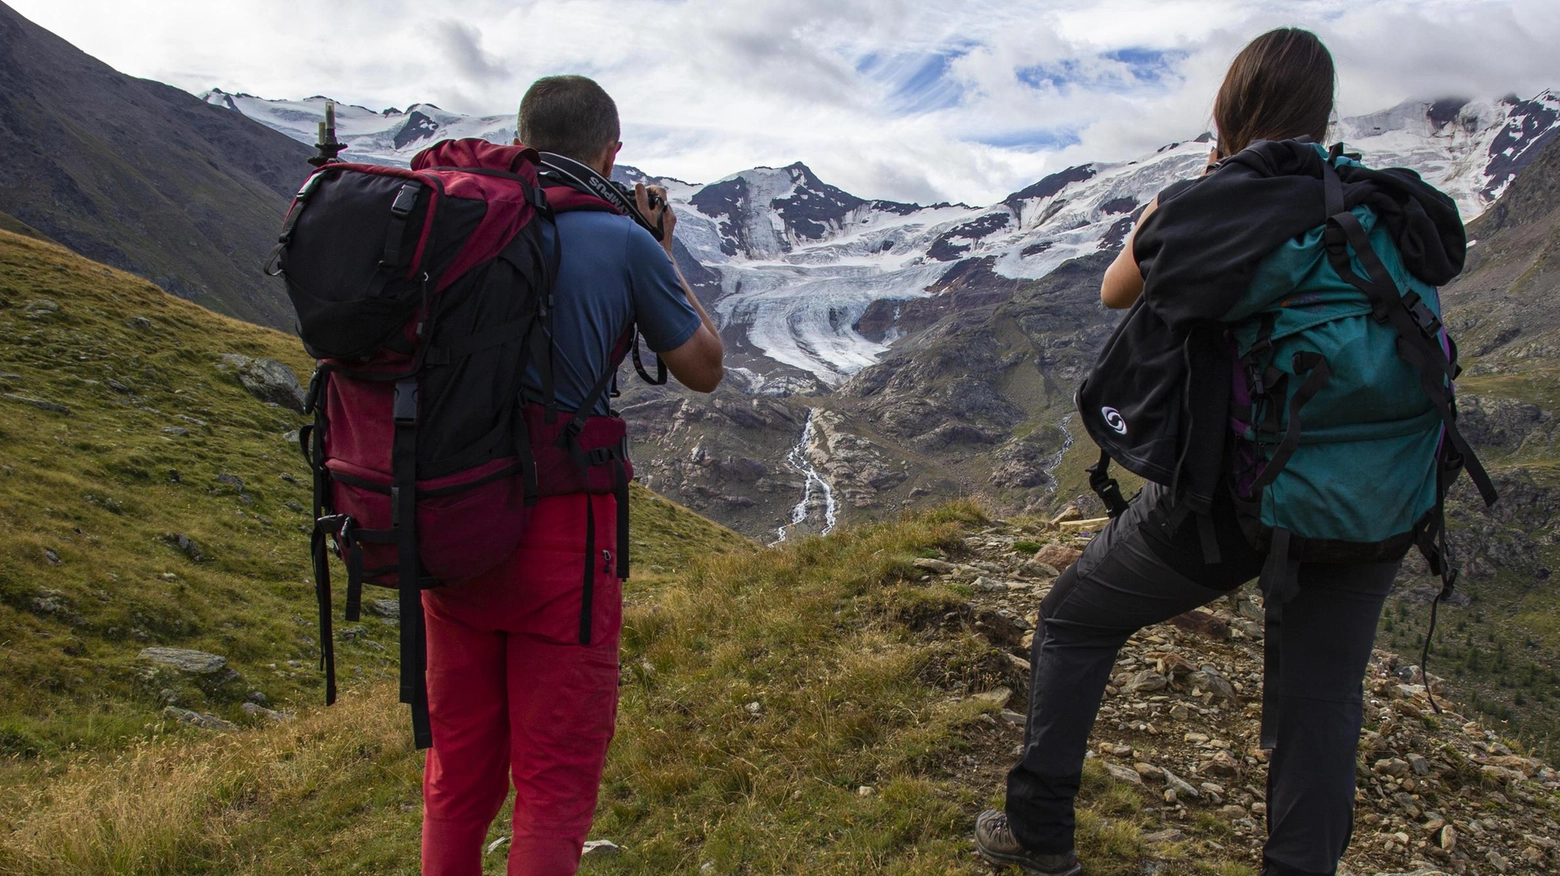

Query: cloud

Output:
[7, 0, 1559, 205]
[433, 19, 508, 84]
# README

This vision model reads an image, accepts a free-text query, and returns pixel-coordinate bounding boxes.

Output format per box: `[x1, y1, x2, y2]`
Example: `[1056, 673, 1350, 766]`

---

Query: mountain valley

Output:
[1, 5, 1559, 871]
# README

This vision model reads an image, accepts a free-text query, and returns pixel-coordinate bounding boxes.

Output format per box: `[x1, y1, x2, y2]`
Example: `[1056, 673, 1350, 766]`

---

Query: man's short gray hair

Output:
[518, 75, 620, 162]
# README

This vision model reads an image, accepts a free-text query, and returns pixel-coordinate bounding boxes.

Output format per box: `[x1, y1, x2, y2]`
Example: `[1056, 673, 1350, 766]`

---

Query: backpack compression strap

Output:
[300, 371, 337, 706]
[554, 328, 639, 645]
[390, 376, 433, 749]
[1086, 449, 1130, 519]
[1317, 157, 1496, 509]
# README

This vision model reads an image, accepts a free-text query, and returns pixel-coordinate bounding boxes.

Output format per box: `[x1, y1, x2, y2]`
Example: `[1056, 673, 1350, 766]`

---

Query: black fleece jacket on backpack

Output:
[1103, 138, 1466, 518]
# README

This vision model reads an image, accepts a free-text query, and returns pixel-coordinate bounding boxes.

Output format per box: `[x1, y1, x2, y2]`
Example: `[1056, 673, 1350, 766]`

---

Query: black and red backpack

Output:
[266, 138, 657, 747]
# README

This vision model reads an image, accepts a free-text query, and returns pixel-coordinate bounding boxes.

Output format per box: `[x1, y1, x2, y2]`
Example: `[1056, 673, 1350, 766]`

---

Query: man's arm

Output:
[637, 183, 723, 392]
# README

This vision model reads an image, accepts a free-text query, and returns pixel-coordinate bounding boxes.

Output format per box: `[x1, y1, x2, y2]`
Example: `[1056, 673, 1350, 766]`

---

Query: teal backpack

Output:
[1228, 147, 1495, 580]
[1228, 146, 1497, 719]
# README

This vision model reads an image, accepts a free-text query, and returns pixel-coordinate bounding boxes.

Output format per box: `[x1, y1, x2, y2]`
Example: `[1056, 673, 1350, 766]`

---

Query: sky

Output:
[10, 0, 1559, 205]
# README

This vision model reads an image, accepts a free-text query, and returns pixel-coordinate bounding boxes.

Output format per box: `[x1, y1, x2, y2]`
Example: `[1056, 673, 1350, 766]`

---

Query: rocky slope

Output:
[0, 2, 312, 328]
[949, 516, 1560, 875]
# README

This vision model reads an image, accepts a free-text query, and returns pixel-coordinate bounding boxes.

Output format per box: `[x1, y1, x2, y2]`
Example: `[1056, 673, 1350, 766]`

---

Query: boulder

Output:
[1189, 666, 1238, 702]
[1104, 762, 1144, 785]
[219, 354, 307, 413]
[1168, 609, 1230, 640]
[23, 298, 60, 321]
[1124, 670, 1168, 693]
[163, 706, 238, 732]
[1033, 544, 1082, 571]
[4, 393, 71, 415]
[160, 533, 206, 562]
[241, 702, 294, 722]
[139, 647, 227, 674]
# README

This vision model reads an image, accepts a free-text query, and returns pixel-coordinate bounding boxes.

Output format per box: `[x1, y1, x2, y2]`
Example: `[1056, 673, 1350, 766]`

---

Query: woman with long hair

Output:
[976, 28, 1471, 876]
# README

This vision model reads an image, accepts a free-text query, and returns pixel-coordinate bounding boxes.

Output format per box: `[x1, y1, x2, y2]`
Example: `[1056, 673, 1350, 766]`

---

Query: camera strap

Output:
[537, 152, 665, 241]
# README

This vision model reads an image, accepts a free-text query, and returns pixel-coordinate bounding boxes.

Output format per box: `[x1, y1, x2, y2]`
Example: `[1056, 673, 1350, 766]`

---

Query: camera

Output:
[613, 180, 664, 211]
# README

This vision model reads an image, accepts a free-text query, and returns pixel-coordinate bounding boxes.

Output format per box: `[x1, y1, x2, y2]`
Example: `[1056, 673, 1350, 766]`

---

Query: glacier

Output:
[209, 89, 1559, 388]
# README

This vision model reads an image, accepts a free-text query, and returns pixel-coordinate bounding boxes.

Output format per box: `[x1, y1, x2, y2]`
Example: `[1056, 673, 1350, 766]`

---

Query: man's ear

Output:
[598, 141, 622, 178]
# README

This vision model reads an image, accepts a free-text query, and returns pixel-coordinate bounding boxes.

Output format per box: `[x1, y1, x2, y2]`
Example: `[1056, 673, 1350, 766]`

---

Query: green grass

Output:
[0, 233, 1245, 872]
[0, 226, 747, 759]
[0, 493, 1256, 875]
[1374, 359, 1560, 760]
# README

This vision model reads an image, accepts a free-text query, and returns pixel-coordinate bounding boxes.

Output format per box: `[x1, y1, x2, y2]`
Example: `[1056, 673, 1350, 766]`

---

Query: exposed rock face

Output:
[806, 409, 909, 509]
[163, 706, 239, 732]
[618, 382, 808, 537]
[1457, 396, 1554, 452]
[1436, 471, 1560, 583]
[218, 354, 307, 413]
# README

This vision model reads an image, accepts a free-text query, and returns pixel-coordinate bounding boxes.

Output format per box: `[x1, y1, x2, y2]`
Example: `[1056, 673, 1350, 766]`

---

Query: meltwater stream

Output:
[1045, 414, 1075, 493]
[772, 408, 838, 544]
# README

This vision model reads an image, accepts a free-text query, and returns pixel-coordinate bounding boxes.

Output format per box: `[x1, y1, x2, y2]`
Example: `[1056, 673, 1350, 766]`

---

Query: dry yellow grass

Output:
[0, 685, 417, 876]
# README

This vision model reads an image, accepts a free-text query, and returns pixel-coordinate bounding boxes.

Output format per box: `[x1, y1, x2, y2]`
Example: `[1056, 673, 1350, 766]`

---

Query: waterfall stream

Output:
[1045, 414, 1075, 493]
[772, 408, 838, 544]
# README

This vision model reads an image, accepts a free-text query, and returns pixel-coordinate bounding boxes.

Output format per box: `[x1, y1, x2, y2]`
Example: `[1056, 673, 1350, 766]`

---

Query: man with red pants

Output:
[419, 75, 724, 876]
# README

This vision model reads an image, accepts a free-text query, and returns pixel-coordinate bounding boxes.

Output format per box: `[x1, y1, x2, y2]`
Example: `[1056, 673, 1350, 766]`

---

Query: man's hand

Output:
[635, 182, 676, 254]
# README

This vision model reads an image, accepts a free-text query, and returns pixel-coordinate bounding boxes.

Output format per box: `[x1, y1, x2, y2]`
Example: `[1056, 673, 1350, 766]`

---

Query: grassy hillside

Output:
[1, 492, 1269, 876]
[0, 228, 748, 761]
[2, 223, 1556, 874]
[0, 228, 1258, 875]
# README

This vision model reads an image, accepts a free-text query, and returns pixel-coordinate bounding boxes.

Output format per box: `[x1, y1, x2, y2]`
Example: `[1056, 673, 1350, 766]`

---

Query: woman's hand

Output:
[1100, 196, 1158, 309]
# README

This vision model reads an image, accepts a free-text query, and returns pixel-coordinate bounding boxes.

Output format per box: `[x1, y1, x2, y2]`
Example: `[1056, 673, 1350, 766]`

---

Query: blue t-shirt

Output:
[529, 210, 701, 415]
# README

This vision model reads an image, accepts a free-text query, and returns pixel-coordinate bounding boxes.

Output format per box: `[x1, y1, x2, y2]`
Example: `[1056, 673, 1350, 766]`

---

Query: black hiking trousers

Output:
[1004, 483, 1396, 876]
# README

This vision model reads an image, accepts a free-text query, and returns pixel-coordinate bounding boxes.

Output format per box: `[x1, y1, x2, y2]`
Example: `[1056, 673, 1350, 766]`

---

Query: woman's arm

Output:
[1100, 196, 1157, 309]
[1099, 150, 1218, 309]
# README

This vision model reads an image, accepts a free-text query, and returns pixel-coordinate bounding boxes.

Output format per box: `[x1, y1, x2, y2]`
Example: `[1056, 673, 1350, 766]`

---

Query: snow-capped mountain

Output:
[1337, 92, 1560, 216]
[208, 89, 1560, 390]
[201, 89, 516, 166]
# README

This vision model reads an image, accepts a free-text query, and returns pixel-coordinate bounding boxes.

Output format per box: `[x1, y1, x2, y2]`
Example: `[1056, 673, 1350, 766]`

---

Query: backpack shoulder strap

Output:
[1318, 159, 1497, 508]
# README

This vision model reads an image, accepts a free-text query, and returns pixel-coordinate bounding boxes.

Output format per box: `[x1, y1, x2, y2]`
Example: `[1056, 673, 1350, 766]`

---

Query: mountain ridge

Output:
[210, 87, 1560, 397]
[0, 1, 312, 328]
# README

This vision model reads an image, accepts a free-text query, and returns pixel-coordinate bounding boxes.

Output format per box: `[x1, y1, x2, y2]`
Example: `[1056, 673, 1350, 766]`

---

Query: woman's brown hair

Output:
[1212, 28, 1335, 158]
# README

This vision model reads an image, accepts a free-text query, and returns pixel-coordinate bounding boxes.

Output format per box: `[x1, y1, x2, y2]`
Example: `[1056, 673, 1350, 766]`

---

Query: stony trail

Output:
[925, 512, 1560, 876]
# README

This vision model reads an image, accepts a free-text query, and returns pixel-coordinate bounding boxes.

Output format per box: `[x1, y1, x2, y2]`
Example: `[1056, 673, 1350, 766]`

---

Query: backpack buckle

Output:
[315, 513, 353, 546]
[390, 183, 421, 218]
[303, 370, 322, 414]
[1244, 361, 1266, 396]
[393, 379, 419, 423]
[1401, 291, 1442, 338]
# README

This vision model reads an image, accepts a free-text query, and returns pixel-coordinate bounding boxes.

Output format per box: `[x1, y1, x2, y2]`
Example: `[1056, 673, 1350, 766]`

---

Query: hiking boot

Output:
[974, 810, 1083, 876]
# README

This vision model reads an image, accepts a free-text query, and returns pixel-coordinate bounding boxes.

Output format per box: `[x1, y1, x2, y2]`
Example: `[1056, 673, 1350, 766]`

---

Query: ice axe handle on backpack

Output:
[308, 100, 346, 168]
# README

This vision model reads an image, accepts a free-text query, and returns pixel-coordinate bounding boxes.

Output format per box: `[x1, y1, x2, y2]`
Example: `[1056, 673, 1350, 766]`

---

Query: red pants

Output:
[420, 493, 622, 876]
